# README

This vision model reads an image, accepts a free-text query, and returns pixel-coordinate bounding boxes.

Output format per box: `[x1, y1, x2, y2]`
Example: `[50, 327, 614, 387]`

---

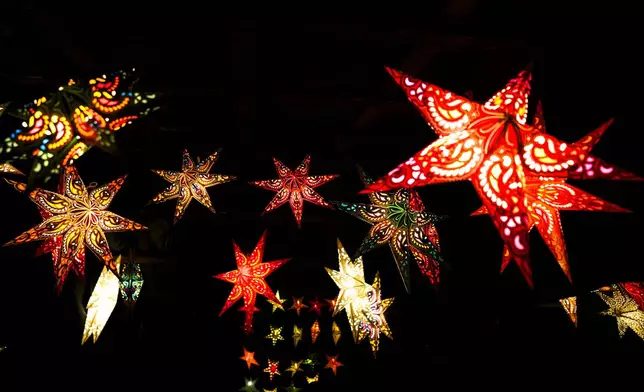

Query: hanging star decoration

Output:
[285, 360, 303, 377]
[0, 163, 23, 175]
[266, 325, 285, 346]
[240, 347, 259, 369]
[324, 354, 343, 376]
[334, 167, 444, 291]
[267, 290, 287, 313]
[292, 325, 303, 348]
[150, 149, 235, 224]
[263, 359, 280, 382]
[239, 378, 259, 392]
[119, 260, 144, 306]
[303, 353, 319, 367]
[214, 231, 290, 334]
[250, 155, 338, 227]
[326, 297, 337, 312]
[282, 383, 301, 392]
[471, 104, 631, 283]
[81, 255, 121, 344]
[306, 374, 319, 384]
[597, 286, 644, 340]
[559, 296, 578, 327]
[289, 297, 308, 316]
[4, 166, 146, 292]
[326, 240, 394, 355]
[0, 70, 158, 183]
[311, 320, 320, 344]
[619, 282, 644, 311]
[332, 321, 341, 345]
[364, 66, 639, 287]
[308, 297, 325, 316]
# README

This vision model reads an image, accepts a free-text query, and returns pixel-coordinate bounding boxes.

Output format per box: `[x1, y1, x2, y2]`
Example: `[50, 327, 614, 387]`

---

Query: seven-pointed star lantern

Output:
[250, 155, 338, 227]
[334, 167, 444, 291]
[363, 66, 636, 287]
[4, 166, 146, 290]
[471, 104, 631, 284]
[597, 286, 644, 340]
[214, 231, 290, 334]
[150, 149, 235, 224]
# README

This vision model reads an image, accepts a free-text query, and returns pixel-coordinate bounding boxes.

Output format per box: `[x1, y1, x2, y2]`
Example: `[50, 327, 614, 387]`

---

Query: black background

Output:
[0, 5, 642, 391]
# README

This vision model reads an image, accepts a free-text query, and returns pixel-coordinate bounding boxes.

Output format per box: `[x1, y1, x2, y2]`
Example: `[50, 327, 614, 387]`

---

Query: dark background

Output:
[0, 5, 642, 390]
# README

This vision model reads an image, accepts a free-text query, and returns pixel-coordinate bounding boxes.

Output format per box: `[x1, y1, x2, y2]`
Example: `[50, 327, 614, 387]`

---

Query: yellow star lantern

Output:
[331, 321, 341, 345]
[266, 325, 284, 346]
[0, 163, 23, 175]
[81, 255, 121, 344]
[285, 360, 303, 377]
[597, 286, 644, 340]
[267, 290, 286, 313]
[292, 325, 303, 348]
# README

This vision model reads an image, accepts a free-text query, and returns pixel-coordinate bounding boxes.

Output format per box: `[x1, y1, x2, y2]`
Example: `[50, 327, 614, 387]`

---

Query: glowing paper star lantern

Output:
[311, 320, 320, 344]
[471, 104, 630, 283]
[306, 374, 319, 384]
[308, 297, 325, 316]
[267, 290, 286, 313]
[119, 261, 144, 306]
[324, 354, 343, 376]
[213, 231, 290, 334]
[326, 297, 337, 311]
[332, 321, 341, 345]
[240, 347, 259, 369]
[292, 325, 303, 348]
[285, 360, 303, 377]
[250, 155, 338, 227]
[266, 325, 284, 346]
[289, 297, 308, 316]
[559, 296, 578, 327]
[334, 167, 444, 291]
[263, 359, 280, 381]
[597, 286, 644, 340]
[4, 166, 147, 292]
[149, 149, 235, 224]
[620, 282, 644, 311]
[364, 67, 638, 287]
[0, 70, 158, 183]
[325, 240, 394, 356]
[239, 378, 259, 392]
[82, 256, 121, 344]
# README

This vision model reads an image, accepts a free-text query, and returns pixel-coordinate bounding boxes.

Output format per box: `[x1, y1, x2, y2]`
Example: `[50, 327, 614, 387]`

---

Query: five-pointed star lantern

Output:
[306, 374, 319, 384]
[263, 359, 280, 381]
[239, 378, 259, 392]
[311, 320, 320, 344]
[250, 155, 338, 227]
[471, 104, 631, 284]
[325, 240, 394, 356]
[597, 286, 644, 340]
[363, 66, 637, 287]
[266, 325, 285, 346]
[559, 296, 578, 327]
[82, 255, 121, 345]
[240, 347, 259, 369]
[292, 325, 303, 347]
[285, 360, 303, 377]
[334, 167, 444, 291]
[332, 321, 341, 345]
[4, 166, 146, 291]
[308, 297, 325, 316]
[214, 231, 290, 334]
[324, 354, 343, 376]
[0, 163, 23, 175]
[150, 149, 235, 224]
[289, 297, 308, 316]
[267, 290, 286, 313]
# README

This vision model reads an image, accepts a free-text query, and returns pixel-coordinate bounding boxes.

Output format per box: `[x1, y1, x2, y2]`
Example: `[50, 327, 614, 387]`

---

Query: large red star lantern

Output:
[471, 104, 631, 284]
[250, 155, 338, 227]
[364, 67, 638, 286]
[214, 231, 290, 334]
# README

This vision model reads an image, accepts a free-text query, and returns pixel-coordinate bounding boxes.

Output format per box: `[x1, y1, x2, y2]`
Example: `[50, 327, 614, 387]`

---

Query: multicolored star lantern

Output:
[240, 347, 259, 369]
[0, 70, 158, 183]
[292, 325, 303, 347]
[119, 260, 144, 306]
[250, 155, 338, 227]
[266, 325, 284, 346]
[150, 149, 235, 224]
[597, 286, 644, 340]
[363, 66, 639, 287]
[334, 167, 444, 291]
[4, 166, 147, 293]
[311, 320, 320, 344]
[559, 296, 578, 327]
[324, 354, 343, 376]
[267, 290, 286, 313]
[289, 297, 308, 316]
[263, 359, 280, 381]
[214, 231, 289, 334]
[326, 240, 394, 356]
[82, 255, 121, 344]
[0, 163, 23, 175]
[471, 104, 631, 283]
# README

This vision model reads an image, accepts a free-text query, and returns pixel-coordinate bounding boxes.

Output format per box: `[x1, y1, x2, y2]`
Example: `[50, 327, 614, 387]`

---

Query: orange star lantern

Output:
[250, 155, 338, 227]
[324, 354, 343, 376]
[289, 297, 308, 316]
[214, 231, 290, 334]
[240, 347, 259, 369]
[364, 66, 637, 286]
[471, 104, 630, 282]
